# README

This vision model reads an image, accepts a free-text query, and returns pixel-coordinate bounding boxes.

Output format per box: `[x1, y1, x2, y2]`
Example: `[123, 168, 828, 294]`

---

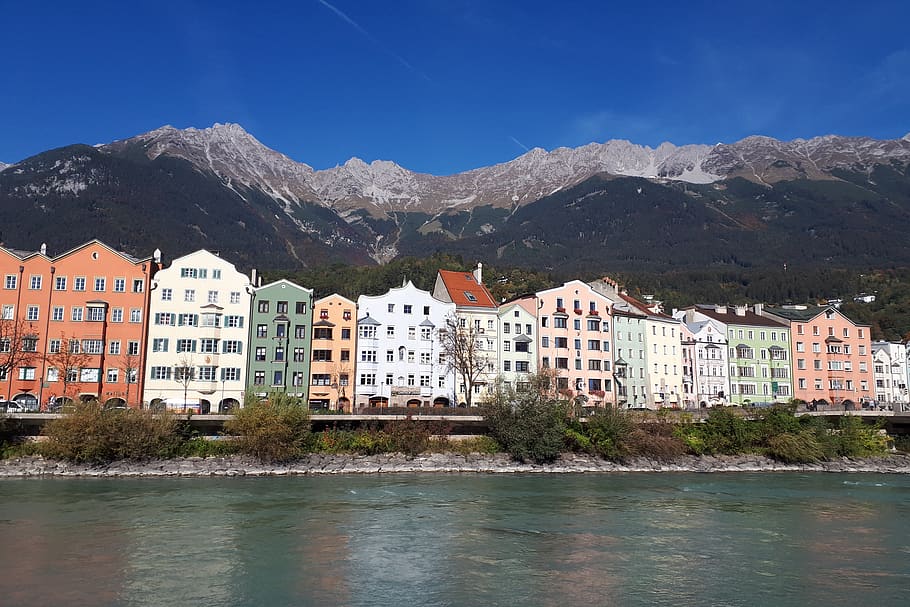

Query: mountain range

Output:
[2, 124, 910, 272]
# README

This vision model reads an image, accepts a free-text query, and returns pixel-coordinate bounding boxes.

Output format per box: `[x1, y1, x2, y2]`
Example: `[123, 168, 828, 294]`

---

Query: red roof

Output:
[437, 269, 497, 308]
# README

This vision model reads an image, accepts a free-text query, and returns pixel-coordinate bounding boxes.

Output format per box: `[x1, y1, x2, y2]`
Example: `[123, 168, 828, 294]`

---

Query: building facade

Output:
[686, 304, 792, 406]
[498, 298, 538, 390]
[143, 250, 253, 412]
[675, 311, 730, 407]
[536, 280, 614, 407]
[354, 281, 455, 408]
[309, 294, 357, 411]
[247, 279, 313, 402]
[0, 240, 159, 410]
[432, 264, 499, 406]
[871, 341, 908, 409]
[764, 305, 873, 408]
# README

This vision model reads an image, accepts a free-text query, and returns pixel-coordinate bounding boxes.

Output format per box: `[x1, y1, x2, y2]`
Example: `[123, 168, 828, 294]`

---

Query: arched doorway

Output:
[79, 394, 98, 404]
[199, 399, 211, 415]
[433, 397, 450, 407]
[406, 398, 422, 408]
[149, 398, 165, 411]
[337, 397, 350, 412]
[12, 393, 38, 411]
[219, 398, 240, 413]
[103, 397, 127, 409]
[368, 396, 388, 408]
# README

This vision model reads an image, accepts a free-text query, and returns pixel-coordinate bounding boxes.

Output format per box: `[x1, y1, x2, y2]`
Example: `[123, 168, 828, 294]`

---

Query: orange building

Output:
[309, 293, 357, 412]
[0, 240, 159, 409]
[763, 305, 873, 407]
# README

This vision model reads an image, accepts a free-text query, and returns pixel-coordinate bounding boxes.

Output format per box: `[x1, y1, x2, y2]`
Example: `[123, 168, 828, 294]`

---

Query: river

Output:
[0, 473, 908, 606]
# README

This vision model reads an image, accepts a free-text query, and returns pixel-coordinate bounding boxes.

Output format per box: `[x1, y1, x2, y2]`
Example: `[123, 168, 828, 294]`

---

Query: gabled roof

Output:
[764, 304, 869, 328]
[1, 238, 153, 265]
[513, 334, 533, 343]
[436, 269, 496, 308]
[693, 305, 786, 328]
[358, 315, 381, 325]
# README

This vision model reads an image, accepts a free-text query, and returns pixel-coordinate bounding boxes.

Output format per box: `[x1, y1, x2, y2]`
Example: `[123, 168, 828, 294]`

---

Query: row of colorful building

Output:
[1, 240, 907, 412]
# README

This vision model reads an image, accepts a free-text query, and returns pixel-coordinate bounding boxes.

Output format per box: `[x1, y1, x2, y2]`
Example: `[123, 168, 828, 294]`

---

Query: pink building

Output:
[536, 281, 614, 406]
[763, 305, 873, 408]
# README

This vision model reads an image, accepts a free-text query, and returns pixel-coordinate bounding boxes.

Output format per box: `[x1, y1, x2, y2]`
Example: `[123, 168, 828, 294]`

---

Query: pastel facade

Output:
[610, 310, 647, 407]
[432, 264, 499, 405]
[764, 305, 873, 407]
[498, 298, 538, 390]
[0, 240, 159, 409]
[310, 294, 357, 411]
[354, 281, 455, 408]
[537, 280, 613, 406]
[686, 304, 791, 405]
[143, 250, 253, 412]
[618, 293, 683, 408]
[870, 341, 907, 407]
[674, 311, 730, 406]
[247, 279, 313, 401]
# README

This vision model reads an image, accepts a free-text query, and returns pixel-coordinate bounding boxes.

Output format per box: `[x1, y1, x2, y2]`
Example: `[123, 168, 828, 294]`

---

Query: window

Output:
[360, 373, 376, 386]
[314, 327, 333, 340]
[180, 268, 198, 279]
[293, 347, 305, 361]
[94, 277, 106, 291]
[71, 307, 83, 322]
[295, 301, 307, 314]
[221, 368, 241, 381]
[516, 361, 529, 372]
[313, 350, 333, 362]
[226, 315, 244, 328]
[152, 338, 169, 352]
[312, 374, 332, 386]
[359, 325, 377, 339]
[341, 328, 351, 340]
[107, 368, 119, 383]
[253, 371, 266, 385]
[272, 370, 284, 385]
[29, 275, 42, 290]
[54, 276, 66, 291]
[386, 326, 396, 338]
[4, 275, 17, 289]
[82, 339, 103, 354]
[49, 339, 61, 354]
[111, 308, 123, 323]
[258, 300, 269, 313]
[503, 360, 512, 372]
[554, 317, 567, 329]
[212, 269, 221, 279]
[404, 305, 413, 314]
[504, 341, 511, 352]
[255, 347, 267, 361]
[201, 313, 220, 328]
[155, 312, 175, 326]
[423, 306, 430, 316]
[132, 279, 144, 293]
[1, 305, 13, 320]
[408, 327, 416, 340]
[208, 290, 219, 304]
[200, 339, 218, 354]
[230, 291, 241, 304]
[274, 347, 285, 361]
[420, 327, 432, 340]
[420, 352, 431, 364]
[176, 339, 197, 353]
[161, 288, 172, 301]
[113, 277, 125, 293]
[276, 301, 288, 314]
[184, 289, 195, 302]
[151, 366, 172, 380]
[199, 366, 217, 382]
[22, 337, 38, 352]
[109, 341, 121, 355]
[178, 313, 198, 327]
[87, 306, 105, 322]
[222, 341, 242, 354]
[74, 277, 86, 291]
[26, 305, 39, 321]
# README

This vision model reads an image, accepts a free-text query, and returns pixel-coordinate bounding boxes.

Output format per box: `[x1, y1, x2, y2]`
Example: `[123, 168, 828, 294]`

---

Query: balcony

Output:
[574, 308, 584, 315]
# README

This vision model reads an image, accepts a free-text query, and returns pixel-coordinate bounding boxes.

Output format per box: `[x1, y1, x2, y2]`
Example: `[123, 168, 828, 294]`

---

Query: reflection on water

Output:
[1, 473, 909, 606]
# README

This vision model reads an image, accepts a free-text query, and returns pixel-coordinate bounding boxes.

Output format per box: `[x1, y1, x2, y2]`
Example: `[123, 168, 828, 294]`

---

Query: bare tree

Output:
[120, 351, 141, 407]
[0, 316, 39, 393]
[439, 314, 488, 407]
[174, 355, 195, 411]
[44, 334, 92, 404]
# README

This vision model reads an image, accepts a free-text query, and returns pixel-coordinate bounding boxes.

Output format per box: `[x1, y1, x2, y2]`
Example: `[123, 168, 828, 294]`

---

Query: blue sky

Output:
[2, 0, 908, 174]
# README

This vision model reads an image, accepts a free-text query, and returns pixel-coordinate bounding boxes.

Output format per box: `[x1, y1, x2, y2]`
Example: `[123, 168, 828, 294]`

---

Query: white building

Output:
[354, 281, 455, 408]
[871, 341, 908, 409]
[143, 250, 253, 412]
[674, 310, 729, 407]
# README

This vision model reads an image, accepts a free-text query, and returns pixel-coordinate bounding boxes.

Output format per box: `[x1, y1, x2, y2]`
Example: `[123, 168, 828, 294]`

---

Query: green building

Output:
[247, 279, 314, 400]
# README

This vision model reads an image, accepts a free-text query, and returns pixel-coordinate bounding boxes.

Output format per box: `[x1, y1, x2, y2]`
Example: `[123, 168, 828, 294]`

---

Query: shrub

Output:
[175, 437, 239, 458]
[755, 405, 803, 442]
[482, 380, 568, 464]
[43, 402, 181, 463]
[693, 407, 758, 455]
[626, 428, 687, 461]
[585, 406, 636, 460]
[434, 435, 500, 455]
[224, 393, 310, 463]
[767, 432, 824, 463]
[835, 415, 890, 457]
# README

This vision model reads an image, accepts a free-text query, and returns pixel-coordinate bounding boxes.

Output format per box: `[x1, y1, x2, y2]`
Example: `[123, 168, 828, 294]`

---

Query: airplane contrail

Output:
[510, 136, 531, 152]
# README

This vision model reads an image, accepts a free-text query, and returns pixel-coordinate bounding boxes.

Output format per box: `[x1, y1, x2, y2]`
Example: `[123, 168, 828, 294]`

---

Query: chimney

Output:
[474, 262, 483, 284]
[753, 303, 764, 316]
[153, 248, 162, 264]
[715, 305, 727, 315]
[251, 268, 257, 287]
[735, 305, 746, 316]
[686, 309, 695, 324]
[40, 242, 47, 255]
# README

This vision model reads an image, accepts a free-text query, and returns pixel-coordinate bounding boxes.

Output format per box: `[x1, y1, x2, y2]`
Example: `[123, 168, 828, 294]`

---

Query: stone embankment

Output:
[2, 453, 910, 477]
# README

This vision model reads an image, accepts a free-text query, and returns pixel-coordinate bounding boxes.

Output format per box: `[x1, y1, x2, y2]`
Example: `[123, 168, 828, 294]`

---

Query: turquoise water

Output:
[1, 473, 908, 606]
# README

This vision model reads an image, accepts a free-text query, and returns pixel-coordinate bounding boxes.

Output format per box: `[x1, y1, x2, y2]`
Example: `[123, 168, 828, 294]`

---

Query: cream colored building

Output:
[143, 250, 253, 412]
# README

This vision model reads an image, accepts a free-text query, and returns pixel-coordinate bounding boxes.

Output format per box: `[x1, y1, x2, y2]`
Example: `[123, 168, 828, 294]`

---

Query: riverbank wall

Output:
[3, 453, 910, 477]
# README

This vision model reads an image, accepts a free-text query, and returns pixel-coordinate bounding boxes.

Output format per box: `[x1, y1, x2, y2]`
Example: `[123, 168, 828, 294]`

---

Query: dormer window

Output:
[463, 292, 477, 302]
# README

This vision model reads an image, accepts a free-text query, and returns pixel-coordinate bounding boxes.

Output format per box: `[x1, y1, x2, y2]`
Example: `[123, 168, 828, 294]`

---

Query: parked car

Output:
[2, 402, 27, 413]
